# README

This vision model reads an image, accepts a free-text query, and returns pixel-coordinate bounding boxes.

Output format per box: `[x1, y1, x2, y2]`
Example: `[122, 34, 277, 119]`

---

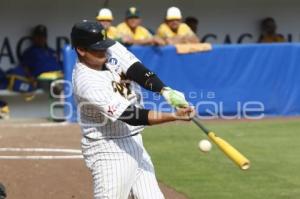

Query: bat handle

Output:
[191, 117, 210, 135]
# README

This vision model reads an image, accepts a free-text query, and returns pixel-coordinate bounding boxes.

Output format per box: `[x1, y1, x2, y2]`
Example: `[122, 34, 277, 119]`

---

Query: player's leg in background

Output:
[130, 135, 165, 199]
[81, 136, 144, 199]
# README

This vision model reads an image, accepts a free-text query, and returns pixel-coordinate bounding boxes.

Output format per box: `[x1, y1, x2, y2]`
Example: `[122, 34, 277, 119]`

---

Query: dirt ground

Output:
[0, 120, 187, 199]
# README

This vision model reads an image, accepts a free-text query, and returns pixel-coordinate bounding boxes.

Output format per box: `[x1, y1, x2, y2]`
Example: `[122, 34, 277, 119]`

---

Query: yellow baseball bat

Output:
[192, 117, 250, 170]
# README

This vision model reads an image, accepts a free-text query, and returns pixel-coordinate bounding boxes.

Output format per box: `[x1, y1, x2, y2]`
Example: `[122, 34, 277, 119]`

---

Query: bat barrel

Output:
[208, 132, 251, 170]
[241, 162, 250, 170]
[192, 116, 250, 170]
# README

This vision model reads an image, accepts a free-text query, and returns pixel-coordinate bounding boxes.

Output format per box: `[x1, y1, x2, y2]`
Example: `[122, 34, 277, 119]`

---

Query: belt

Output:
[84, 132, 140, 141]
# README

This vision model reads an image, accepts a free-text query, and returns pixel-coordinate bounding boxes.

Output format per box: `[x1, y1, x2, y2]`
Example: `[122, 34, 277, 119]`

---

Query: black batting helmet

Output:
[71, 20, 115, 50]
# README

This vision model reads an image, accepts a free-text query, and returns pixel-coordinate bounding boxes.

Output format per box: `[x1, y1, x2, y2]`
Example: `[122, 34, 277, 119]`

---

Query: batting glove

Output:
[161, 87, 189, 108]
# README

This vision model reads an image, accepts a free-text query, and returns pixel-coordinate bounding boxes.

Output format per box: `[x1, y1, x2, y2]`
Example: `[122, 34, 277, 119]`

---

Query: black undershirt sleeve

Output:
[118, 105, 150, 126]
[126, 62, 166, 93]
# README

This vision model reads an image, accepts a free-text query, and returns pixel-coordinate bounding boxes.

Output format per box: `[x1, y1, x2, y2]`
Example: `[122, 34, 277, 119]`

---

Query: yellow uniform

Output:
[116, 22, 152, 40]
[106, 26, 119, 40]
[259, 35, 285, 43]
[156, 23, 194, 38]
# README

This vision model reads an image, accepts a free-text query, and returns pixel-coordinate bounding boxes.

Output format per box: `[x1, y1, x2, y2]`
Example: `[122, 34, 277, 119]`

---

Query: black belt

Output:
[84, 132, 140, 140]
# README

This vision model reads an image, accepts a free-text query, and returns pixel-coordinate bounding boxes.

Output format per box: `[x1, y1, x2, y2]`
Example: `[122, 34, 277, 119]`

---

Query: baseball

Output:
[198, 139, 212, 152]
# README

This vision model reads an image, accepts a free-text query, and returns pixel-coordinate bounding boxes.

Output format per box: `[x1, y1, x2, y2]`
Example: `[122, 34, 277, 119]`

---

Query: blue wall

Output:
[64, 43, 300, 122]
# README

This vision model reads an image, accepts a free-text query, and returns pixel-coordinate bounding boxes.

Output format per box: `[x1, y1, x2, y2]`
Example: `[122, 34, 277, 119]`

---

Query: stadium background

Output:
[1, 0, 300, 71]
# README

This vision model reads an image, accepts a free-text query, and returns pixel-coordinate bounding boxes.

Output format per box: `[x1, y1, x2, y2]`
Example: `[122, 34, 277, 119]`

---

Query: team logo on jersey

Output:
[108, 57, 118, 65]
[107, 105, 117, 116]
[112, 73, 132, 99]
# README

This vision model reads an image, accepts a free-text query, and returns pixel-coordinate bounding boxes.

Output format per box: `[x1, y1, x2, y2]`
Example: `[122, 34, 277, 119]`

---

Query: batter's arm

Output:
[148, 107, 194, 125]
[118, 105, 194, 126]
[126, 62, 166, 93]
[126, 62, 189, 108]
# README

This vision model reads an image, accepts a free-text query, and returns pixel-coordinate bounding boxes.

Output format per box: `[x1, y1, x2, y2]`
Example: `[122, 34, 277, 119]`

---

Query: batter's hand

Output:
[161, 87, 189, 108]
[175, 107, 195, 121]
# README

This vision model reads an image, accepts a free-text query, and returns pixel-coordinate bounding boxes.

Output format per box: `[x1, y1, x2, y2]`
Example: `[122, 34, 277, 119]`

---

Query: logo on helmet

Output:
[130, 7, 136, 14]
[101, 29, 106, 40]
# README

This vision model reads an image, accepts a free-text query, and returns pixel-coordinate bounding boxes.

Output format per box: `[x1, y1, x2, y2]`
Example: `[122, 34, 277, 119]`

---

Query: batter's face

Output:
[166, 19, 181, 32]
[77, 47, 107, 70]
[126, 18, 141, 29]
[98, 20, 112, 29]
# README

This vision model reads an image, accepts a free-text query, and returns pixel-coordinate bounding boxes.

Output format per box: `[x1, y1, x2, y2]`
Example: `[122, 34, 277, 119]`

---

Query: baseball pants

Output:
[81, 133, 165, 199]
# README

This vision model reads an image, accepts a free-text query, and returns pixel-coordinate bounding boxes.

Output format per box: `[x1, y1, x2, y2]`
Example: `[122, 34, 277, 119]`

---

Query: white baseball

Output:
[198, 139, 212, 152]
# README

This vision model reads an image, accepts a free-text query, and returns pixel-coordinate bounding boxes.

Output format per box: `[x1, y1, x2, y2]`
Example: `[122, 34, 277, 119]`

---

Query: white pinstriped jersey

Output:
[72, 42, 144, 139]
[74, 41, 164, 199]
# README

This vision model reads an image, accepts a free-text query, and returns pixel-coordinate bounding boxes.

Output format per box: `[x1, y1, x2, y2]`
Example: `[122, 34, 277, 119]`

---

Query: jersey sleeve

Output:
[156, 24, 167, 38]
[83, 85, 131, 122]
[178, 23, 195, 36]
[144, 28, 153, 39]
[21, 48, 34, 67]
[135, 27, 153, 40]
[107, 26, 119, 40]
[156, 23, 175, 38]
[116, 22, 130, 38]
[106, 42, 140, 74]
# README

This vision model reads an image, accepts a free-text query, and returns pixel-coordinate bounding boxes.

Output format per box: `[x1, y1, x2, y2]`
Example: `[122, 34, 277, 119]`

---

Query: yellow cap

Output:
[96, 8, 114, 21]
[166, 7, 182, 20]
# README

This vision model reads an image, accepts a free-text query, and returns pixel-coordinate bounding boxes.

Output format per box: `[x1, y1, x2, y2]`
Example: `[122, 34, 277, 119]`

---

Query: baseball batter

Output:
[71, 20, 194, 199]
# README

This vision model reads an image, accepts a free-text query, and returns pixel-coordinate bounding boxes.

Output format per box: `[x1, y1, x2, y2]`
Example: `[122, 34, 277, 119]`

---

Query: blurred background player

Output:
[96, 8, 119, 40]
[185, 16, 199, 34]
[20, 24, 62, 79]
[117, 7, 165, 45]
[258, 17, 285, 43]
[0, 68, 9, 120]
[156, 7, 199, 44]
[0, 67, 7, 90]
